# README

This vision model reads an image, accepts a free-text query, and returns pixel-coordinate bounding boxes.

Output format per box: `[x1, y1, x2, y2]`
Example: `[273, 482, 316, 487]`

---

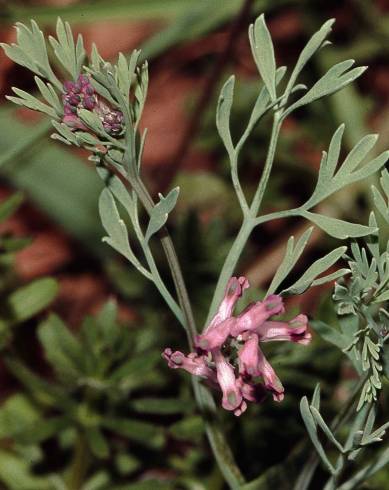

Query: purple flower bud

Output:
[84, 96, 96, 110]
[63, 81, 75, 93]
[68, 94, 81, 106]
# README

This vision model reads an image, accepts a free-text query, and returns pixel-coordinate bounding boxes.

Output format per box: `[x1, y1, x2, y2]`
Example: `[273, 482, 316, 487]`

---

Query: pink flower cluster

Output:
[163, 277, 311, 416]
[62, 74, 123, 135]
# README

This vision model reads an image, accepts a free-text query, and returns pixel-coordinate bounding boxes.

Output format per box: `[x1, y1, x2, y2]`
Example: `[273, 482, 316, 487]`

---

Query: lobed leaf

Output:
[7, 87, 57, 118]
[48, 18, 86, 80]
[301, 211, 377, 239]
[216, 75, 235, 158]
[300, 397, 335, 474]
[267, 227, 313, 295]
[285, 60, 366, 116]
[145, 187, 179, 242]
[281, 246, 346, 296]
[285, 19, 335, 98]
[249, 14, 277, 101]
[99, 188, 147, 275]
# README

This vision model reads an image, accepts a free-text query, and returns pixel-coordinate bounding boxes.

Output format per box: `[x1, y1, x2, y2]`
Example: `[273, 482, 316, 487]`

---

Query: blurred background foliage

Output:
[0, 0, 388, 488]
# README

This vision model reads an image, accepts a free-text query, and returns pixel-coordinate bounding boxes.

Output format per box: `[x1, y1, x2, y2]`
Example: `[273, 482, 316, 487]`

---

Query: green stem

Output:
[206, 217, 254, 324]
[67, 433, 89, 490]
[142, 242, 185, 325]
[121, 168, 245, 488]
[206, 112, 283, 324]
[250, 113, 282, 215]
[230, 152, 250, 216]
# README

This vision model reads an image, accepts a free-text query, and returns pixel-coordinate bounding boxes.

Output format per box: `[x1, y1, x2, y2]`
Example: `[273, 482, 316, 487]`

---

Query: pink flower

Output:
[162, 348, 215, 380]
[258, 314, 311, 345]
[163, 276, 311, 415]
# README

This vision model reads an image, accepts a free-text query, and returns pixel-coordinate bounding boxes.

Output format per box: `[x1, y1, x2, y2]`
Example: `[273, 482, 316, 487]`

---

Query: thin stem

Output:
[230, 152, 250, 216]
[250, 112, 282, 216]
[107, 161, 245, 488]
[142, 241, 185, 325]
[206, 112, 283, 325]
[206, 217, 254, 325]
[67, 432, 89, 490]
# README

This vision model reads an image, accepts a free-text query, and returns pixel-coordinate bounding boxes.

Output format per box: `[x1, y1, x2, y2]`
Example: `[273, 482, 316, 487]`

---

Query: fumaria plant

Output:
[1, 13, 389, 490]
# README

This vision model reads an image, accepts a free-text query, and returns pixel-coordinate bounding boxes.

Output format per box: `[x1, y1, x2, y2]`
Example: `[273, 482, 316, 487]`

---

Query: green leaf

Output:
[310, 321, 348, 350]
[285, 60, 366, 116]
[374, 290, 389, 303]
[372, 185, 389, 224]
[49, 18, 86, 80]
[86, 427, 110, 459]
[216, 75, 235, 158]
[1, 20, 61, 89]
[145, 187, 179, 242]
[7, 87, 57, 118]
[0, 192, 23, 223]
[305, 127, 388, 208]
[3, 278, 58, 326]
[102, 418, 165, 449]
[267, 227, 313, 295]
[338, 447, 389, 490]
[4, 357, 74, 409]
[38, 314, 83, 380]
[311, 384, 321, 410]
[300, 397, 335, 474]
[0, 394, 39, 439]
[301, 211, 377, 239]
[130, 397, 192, 415]
[336, 133, 378, 177]
[34, 76, 62, 116]
[285, 19, 335, 98]
[99, 188, 146, 274]
[78, 109, 105, 135]
[310, 406, 344, 453]
[115, 453, 140, 476]
[0, 450, 51, 490]
[169, 415, 205, 441]
[249, 14, 276, 101]
[281, 246, 346, 296]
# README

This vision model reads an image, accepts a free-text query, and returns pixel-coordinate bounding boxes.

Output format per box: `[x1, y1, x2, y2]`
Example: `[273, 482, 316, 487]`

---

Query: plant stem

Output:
[108, 162, 245, 488]
[67, 432, 89, 490]
[206, 112, 283, 325]
[250, 113, 282, 215]
[143, 244, 185, 325]
[206, 217, 254, 324]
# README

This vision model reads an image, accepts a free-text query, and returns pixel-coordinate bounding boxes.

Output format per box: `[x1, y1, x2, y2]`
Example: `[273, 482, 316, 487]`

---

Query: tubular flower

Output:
[163, 276, 312, 416]
[62, 74, 124, 135]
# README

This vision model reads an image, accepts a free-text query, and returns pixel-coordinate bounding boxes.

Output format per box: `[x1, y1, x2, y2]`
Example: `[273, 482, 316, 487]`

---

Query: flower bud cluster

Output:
[62, 74, 123, 136]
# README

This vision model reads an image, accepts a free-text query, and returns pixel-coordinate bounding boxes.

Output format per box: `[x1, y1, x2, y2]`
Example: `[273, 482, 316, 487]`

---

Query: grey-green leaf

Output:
[285, 19, 335, 98]
[249, 14, 276, 101]
[300, 397, 335, 474]
[267, 227, 313, 295]
[99, 188, 146, 275]
[216, 75, 235, 158]
[145, 187, 179, 242]
[281, 246, 346, 296]
[301, 211, 377, 239]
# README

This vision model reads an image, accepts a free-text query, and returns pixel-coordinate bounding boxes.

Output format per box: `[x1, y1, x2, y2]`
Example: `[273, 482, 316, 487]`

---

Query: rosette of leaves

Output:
[0, 301, 203, 489]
